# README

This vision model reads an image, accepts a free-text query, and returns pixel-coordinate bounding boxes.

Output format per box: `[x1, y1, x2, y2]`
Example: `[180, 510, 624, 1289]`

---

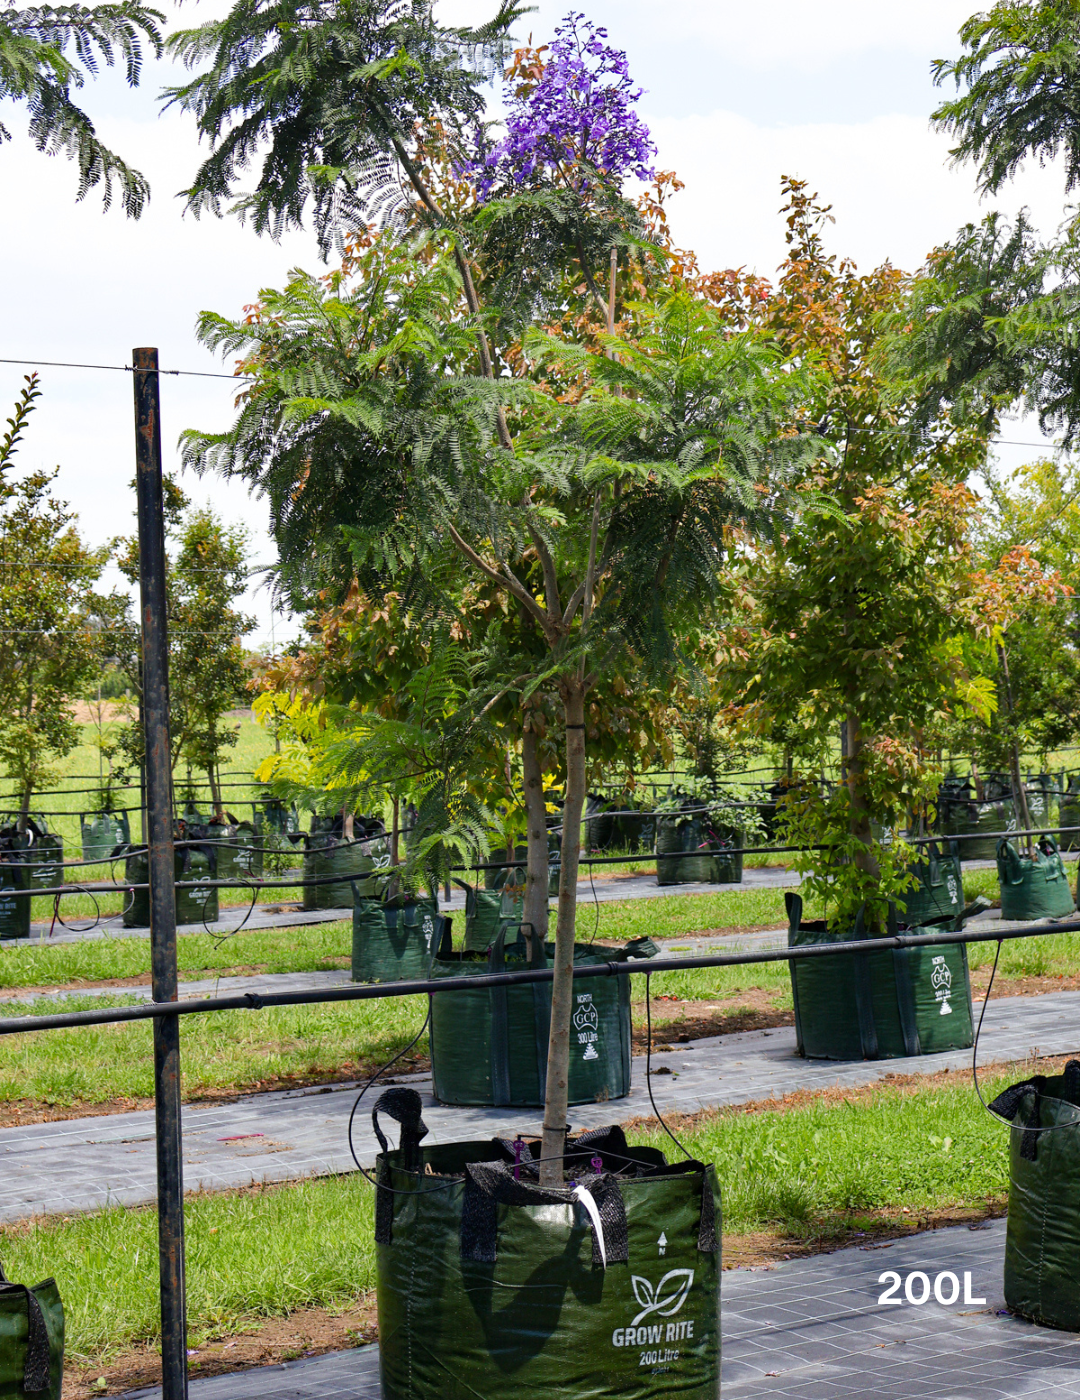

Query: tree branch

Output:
[447, 522, 555, 640]
[528, 525, 563, 623]
[389, 131, 513, 452]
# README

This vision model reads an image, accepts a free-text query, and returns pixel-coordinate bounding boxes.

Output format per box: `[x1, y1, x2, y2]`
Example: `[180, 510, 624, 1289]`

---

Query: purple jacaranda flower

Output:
[465, 12, 656, 200]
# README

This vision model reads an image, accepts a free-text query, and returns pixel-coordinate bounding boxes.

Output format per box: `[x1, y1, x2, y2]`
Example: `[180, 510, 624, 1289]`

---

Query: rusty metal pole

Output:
[133, 347, 188, 1400]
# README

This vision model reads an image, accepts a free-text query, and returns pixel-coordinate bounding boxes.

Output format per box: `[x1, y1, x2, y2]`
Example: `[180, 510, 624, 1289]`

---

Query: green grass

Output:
[0, 993, 428, 1106]
[1, 1174, 376, 1361]
[0, 1065, 1022, 1362]
[0, 922, 355, 989]
[633, 1072, 1013, 1238]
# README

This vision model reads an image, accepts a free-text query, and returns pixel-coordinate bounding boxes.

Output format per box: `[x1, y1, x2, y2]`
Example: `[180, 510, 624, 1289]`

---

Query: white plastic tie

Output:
[572, 1183, 607, 1268]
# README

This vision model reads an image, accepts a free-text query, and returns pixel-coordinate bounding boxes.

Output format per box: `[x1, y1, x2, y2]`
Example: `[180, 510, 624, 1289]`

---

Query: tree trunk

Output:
[539, 681, 587, 1187]
[208, 756, 223, 820]
[844, 708, 880, 916]
[391, 797, 400, 867]
[521, 724, 550, 959]
[998, 643, 1032, 850]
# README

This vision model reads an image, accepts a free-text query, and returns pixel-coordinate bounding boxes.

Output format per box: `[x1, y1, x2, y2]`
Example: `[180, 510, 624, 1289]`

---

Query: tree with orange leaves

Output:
[721, 179, 1006, 931]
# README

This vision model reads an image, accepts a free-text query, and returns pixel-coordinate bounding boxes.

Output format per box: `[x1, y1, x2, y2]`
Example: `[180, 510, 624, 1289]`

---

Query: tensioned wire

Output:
[0, 354, 1070, 453]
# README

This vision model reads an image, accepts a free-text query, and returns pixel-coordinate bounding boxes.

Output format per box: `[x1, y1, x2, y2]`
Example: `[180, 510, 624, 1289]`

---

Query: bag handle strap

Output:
[460, 1161, 628, 1268]
[0, 1276, 52, 1393]
[988, 1076, 1045, 1161]
[371, 1087, 428, 1172]
[997, 838, 1024, 885]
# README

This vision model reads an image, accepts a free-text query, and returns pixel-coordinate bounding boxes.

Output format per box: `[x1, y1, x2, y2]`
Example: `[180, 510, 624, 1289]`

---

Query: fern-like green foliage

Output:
[187, 251, 823, 692]
[0, 0, 162, 213]
[519, 293, 823, 675]
[933, 0, 1080, 197]
[259, 645, 499, 892]
[882, 208, 1080, 445]
[164, 0, 525, 254]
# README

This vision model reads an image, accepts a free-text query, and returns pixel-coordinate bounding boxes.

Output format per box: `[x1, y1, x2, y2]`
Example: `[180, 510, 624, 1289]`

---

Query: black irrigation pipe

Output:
[0, 916, 1075, 1038]
[7, 820, 1080, 888]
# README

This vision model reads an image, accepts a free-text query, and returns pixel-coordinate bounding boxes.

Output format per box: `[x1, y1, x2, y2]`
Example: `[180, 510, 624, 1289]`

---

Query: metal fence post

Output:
[133, 346, 188, 1400]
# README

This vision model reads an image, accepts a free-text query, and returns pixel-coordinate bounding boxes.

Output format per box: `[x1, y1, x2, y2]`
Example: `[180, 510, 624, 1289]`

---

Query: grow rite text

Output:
[611, 1320, 695, 1347]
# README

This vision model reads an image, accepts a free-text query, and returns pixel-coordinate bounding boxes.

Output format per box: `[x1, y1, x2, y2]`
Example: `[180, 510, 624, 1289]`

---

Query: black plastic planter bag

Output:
[901, 843, 962, 927]
[302, 831, 388, 910]
[991, 1061, 1080, 1330]
[17, 819, 62, 892]
[0, 1260, 63, 1399]
[459, 885, 524, 953]
[373, 1090, 721, 1400]
[352, 898, 446, 983]
[80, 810, 130, 863]
[787, 894, 973, 1061]
[997, 837, 1076, 922]
[430, 928, 657, 1107]
[0, 859, 29, 941]
[122, 843, 218, 927]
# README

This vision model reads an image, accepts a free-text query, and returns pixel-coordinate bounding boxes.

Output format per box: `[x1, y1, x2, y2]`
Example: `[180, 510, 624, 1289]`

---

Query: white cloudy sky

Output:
[1, 0, 1071, 647]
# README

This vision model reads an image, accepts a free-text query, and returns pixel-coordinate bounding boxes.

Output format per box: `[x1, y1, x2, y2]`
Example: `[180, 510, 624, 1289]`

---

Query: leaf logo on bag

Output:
[629, 1268, 694, 1326]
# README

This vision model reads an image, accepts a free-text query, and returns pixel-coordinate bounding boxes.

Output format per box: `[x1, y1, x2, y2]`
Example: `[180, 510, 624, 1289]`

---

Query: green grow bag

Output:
[786, 893, 974, 1061]
[656, 815, 742, 887]
[0, 1258, 64, 1400]
[254, 797, 300, 839]
[997, 836, 1076, 922]
[483, 844, 526, 892]
[1024, 776, 1056, 834]
[939, 787, 1016, 862]
[80, 811, 130, 863]
[586, 796, 653, 854]
[1060, 777, 1080, 852]
[459, 885, 524, 953]
[430, 928, 657, 1107]
[352, 898, 446, 983]
[302, 832, 388, 911]
[900, 844, 963, 927]
[373, 1090, 721, 1400]
[991, 1060, 1080, 1330]
[122, 844, 218, 928]
[199, 821, 264, 881]
[548, 830, 561, 896]
[0, 859, 29, 940]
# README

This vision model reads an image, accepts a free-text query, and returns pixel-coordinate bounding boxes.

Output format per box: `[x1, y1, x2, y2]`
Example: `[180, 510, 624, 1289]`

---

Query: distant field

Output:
[0, 712, 281, 922]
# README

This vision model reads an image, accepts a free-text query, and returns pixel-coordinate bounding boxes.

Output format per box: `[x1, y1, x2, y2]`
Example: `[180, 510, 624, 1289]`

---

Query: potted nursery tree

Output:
[723, 182, 1003, 1062]
[169, 5, 814, 1393]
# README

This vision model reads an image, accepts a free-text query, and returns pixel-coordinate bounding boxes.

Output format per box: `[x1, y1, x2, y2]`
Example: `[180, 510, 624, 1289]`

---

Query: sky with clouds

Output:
[1, 0, 1071, 648]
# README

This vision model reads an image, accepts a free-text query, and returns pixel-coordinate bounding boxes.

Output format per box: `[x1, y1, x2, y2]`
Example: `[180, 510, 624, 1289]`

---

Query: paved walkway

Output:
[2, 987, 1078, 1224]
[124, 1218, 1080, 1399]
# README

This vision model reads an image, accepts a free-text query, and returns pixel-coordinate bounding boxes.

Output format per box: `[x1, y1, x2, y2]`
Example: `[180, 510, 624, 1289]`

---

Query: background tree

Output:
[0, 375, 111, 817]
[113, 486, 254, 813]
[1, 0, 163, 212]
[720, 182, 1002, 930]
